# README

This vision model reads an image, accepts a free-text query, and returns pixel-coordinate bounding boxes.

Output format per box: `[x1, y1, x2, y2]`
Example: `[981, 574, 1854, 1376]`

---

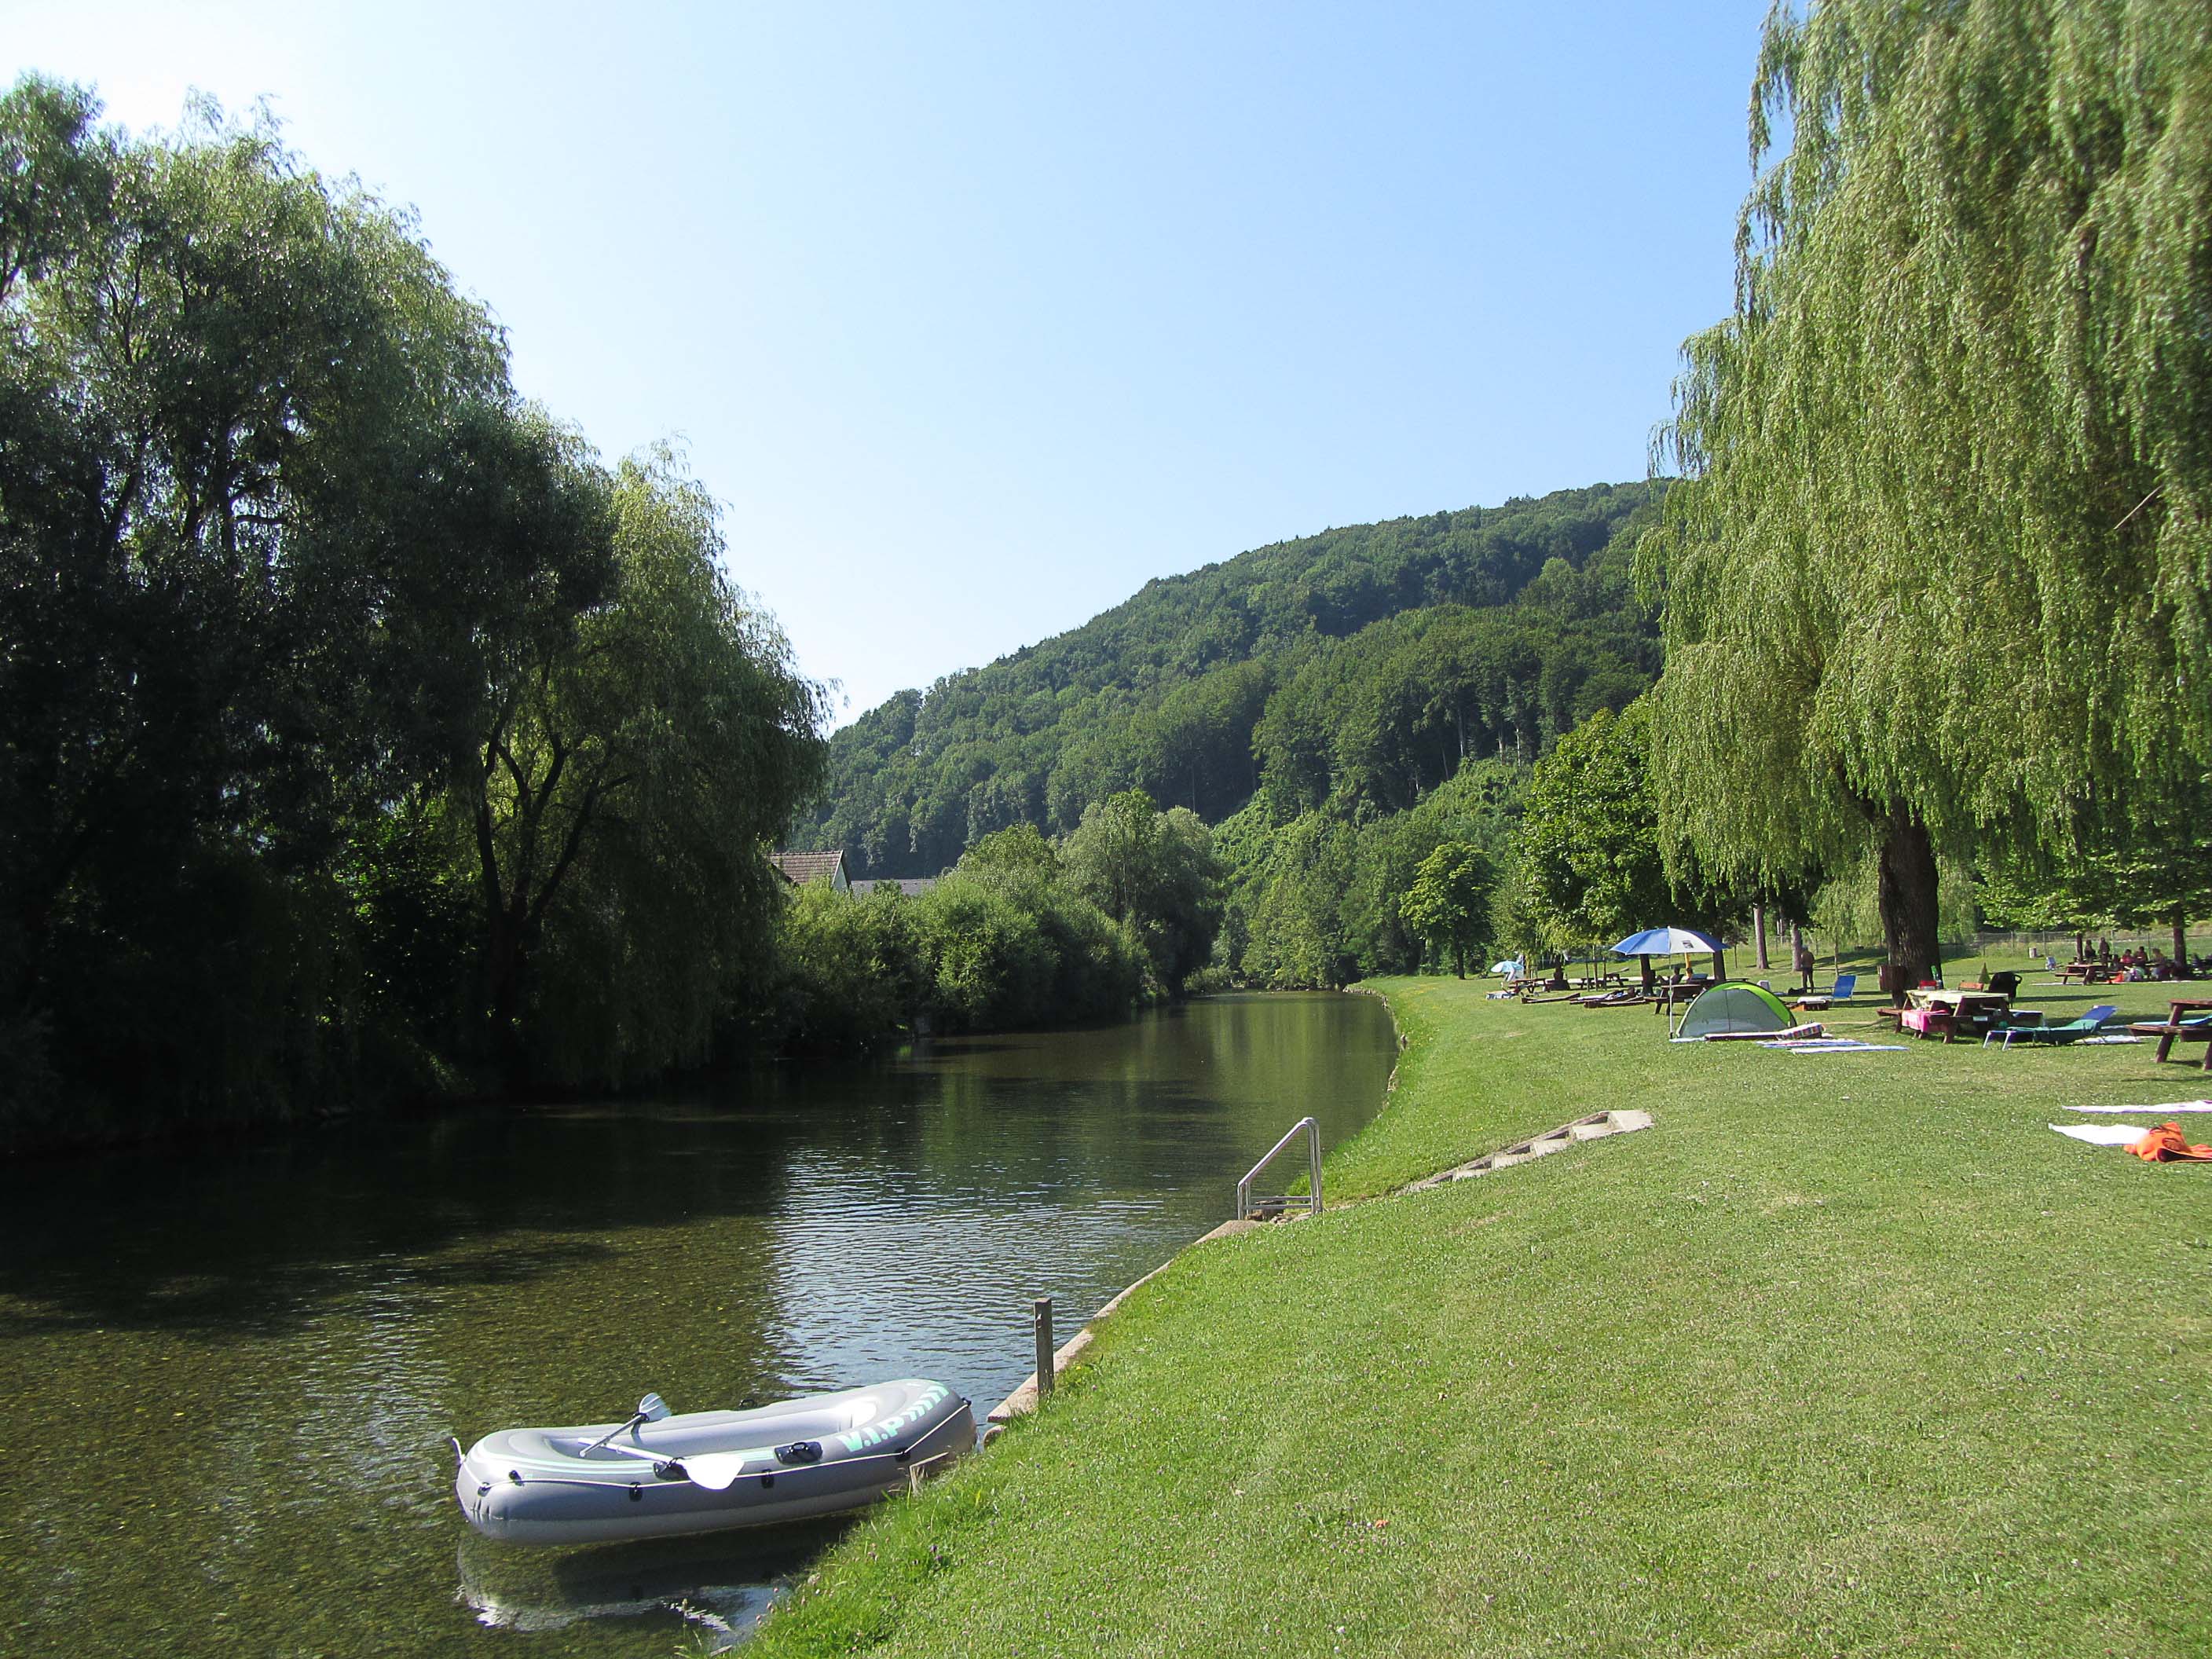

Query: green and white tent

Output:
[1676, 982, 1795, 1039]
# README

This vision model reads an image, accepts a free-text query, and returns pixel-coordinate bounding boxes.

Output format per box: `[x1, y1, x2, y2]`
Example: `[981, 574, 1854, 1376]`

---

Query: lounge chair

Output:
[1791, 972, 1856, 1013]
[1989, 1004, 2119, 1047]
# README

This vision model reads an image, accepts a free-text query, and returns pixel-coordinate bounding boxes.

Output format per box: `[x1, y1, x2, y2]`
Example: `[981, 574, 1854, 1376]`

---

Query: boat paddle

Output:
[591, 1442, 756, 1488]
[670, 1441, 820, 1489]
[577, 1392, 671, 1456]
[604, 1440, 823, 1489]
[671, 1451, 752, 1490]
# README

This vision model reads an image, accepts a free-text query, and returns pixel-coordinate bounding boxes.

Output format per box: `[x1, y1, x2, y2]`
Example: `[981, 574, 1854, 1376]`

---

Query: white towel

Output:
[2066, 1100, 2212, 1115]
[1777, 1040, 1906, 1053]
[2049, 1123, 2152, 1146]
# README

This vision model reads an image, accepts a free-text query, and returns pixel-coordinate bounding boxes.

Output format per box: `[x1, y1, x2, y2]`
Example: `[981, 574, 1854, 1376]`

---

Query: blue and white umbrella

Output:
[1490, 958, 1525, 976]
[1614, 927, 1730, 1036]
[1612, 927, 1724, 958]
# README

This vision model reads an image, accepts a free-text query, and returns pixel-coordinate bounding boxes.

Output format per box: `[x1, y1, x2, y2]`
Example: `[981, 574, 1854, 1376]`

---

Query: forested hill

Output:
[804, 481, 1666, 876]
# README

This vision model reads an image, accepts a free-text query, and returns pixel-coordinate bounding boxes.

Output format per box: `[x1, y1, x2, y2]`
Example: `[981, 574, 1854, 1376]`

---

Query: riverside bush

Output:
[772, 870, 1141, 1046]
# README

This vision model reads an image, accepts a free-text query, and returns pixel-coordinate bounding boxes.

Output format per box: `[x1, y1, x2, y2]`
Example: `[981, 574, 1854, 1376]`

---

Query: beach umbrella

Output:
[1611, 927, 1724, 958]
[1611, 925, 1729, 989]
[1490, 959, 1523, 976]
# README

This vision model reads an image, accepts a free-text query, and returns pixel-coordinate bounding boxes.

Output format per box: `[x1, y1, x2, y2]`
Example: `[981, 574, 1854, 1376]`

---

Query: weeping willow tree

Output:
[1646, 0, 2212, 989]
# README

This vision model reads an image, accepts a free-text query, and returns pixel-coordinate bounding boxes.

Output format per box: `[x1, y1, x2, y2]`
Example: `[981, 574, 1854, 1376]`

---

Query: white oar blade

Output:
[679, 1452, 753, 1491]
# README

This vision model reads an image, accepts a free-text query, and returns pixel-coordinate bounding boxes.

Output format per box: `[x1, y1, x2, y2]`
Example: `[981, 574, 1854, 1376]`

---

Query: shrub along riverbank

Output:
[744, 960, 2212, 1656]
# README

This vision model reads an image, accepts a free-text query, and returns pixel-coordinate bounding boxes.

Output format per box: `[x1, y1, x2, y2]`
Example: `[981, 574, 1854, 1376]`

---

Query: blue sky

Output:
[4, 2, 1771, 725]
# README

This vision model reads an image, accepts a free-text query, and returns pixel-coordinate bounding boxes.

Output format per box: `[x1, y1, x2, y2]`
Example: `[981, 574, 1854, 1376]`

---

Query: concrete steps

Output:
[1397, 1108, 1654, 1193]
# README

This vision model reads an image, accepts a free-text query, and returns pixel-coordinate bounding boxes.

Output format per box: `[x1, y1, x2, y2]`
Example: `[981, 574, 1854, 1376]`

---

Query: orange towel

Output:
[2130, 1122, 2212, 1162]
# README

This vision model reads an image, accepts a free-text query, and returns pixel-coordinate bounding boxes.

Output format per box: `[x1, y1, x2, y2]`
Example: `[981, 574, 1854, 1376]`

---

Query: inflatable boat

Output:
[454, 1379, 972, 1547]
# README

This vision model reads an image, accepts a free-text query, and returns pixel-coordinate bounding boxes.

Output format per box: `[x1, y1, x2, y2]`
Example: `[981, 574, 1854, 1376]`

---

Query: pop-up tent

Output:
[1676, 982, 1794, 1039]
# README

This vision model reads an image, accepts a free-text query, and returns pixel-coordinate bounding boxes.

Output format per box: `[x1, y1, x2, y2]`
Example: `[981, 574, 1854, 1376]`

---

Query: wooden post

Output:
[1033, 1297, 1054, 1399]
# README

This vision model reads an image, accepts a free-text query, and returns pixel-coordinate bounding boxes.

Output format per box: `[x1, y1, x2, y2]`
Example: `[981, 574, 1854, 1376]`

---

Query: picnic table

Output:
[2055, 962, 2111, 984]
[2150, 998, 2212, 1071]
[1903, 987, 2013, 1042]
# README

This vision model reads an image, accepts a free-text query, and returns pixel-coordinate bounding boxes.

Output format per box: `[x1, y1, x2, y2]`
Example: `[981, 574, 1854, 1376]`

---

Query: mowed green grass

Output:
[743, 961, 2212, 1657]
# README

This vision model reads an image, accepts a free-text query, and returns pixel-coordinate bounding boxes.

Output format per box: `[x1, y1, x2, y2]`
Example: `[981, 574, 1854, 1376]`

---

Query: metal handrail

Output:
[1235, 1116, 1321, 1220]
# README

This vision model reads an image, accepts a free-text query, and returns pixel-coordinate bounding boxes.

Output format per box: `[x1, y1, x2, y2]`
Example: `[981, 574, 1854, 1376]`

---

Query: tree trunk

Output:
[1753, 904, 1769, 970]
[2174, 907, 2188, 972]
[484, 910, 526, 1091]
[474, 792, 535, 1096]
[1875, 803, 1942, 1001]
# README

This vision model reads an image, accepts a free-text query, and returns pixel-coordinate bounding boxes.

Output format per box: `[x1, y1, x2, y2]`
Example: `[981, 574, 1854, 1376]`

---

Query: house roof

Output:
[850, 877, 938, 898]
[771, 850, 846, 885]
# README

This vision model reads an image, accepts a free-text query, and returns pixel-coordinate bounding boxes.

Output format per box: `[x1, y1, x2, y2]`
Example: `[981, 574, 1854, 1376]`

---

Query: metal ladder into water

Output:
[1235, 1116, 1322, 1221]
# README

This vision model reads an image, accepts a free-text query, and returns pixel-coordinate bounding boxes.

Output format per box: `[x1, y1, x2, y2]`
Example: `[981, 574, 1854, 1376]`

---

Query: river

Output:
[0, 991, 1395, 1655]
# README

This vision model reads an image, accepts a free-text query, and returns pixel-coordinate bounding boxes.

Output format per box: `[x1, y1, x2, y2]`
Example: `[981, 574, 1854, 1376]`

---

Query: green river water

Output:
[0, 991, 1395, 1656]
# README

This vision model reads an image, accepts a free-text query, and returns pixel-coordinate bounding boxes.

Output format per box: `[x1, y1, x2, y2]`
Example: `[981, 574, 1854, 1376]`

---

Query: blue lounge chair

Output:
[1791, 972, 1856, 1012]
[1990, 1004, 2119, 1047]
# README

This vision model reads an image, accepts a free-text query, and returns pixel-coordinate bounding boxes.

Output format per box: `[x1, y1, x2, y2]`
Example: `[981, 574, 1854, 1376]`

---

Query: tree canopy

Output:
[0, 79, 827, 1141]
[1510, 698, 1749, 957]
[469, 450, 828, 1086]
[1646, 0, 2212, 985]
[1399, 842, 1498, 978]
[1063, 789, 1225, 995]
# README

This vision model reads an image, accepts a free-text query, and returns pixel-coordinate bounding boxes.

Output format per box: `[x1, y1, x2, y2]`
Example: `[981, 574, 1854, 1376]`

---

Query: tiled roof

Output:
[771, 850, 845, 885]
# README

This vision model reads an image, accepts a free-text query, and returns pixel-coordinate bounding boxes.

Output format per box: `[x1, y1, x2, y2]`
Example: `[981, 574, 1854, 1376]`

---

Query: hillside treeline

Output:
[0, 82, 826, 1147]
[801, 487, 1666, 989]
[808, 482, 1664, 876]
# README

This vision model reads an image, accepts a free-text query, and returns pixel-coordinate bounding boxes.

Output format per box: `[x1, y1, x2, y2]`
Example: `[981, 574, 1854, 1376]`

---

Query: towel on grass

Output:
[2132, 1122, 2212, 1161]
[1763, 1038, 1907, 1053]
[1702, 1023, 1826, 1042]
[2051, 1122, 2156, 1145]
[2049, 1121, 2212, 1158]
[2066, 1100, 2212, 1114]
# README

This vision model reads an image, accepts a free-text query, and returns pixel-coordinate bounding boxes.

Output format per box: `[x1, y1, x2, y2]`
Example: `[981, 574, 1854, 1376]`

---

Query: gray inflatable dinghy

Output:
[455, 1379, 972, 1547]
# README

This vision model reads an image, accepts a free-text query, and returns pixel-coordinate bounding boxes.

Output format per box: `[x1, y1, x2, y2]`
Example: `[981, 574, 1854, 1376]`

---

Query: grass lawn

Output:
[742, 957, 2212, 1657]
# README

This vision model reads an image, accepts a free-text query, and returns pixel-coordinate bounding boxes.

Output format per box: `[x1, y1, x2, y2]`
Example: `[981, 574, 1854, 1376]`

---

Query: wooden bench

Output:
[2130, 1021, 2210, 1042]
[2142, 1003, 2212, 1069]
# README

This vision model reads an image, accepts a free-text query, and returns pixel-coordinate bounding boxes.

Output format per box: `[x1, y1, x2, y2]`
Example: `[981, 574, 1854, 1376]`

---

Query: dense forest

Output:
[0, 81, 827, 1147]
[807, 482, 1664, 875]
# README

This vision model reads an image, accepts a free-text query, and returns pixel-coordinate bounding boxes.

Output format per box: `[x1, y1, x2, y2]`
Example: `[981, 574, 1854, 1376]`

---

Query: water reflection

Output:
[0, 993, 1393, 1655]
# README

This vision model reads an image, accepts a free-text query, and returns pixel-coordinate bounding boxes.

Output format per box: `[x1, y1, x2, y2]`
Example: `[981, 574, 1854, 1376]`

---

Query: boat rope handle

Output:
[505, 1445, 934, 1492]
